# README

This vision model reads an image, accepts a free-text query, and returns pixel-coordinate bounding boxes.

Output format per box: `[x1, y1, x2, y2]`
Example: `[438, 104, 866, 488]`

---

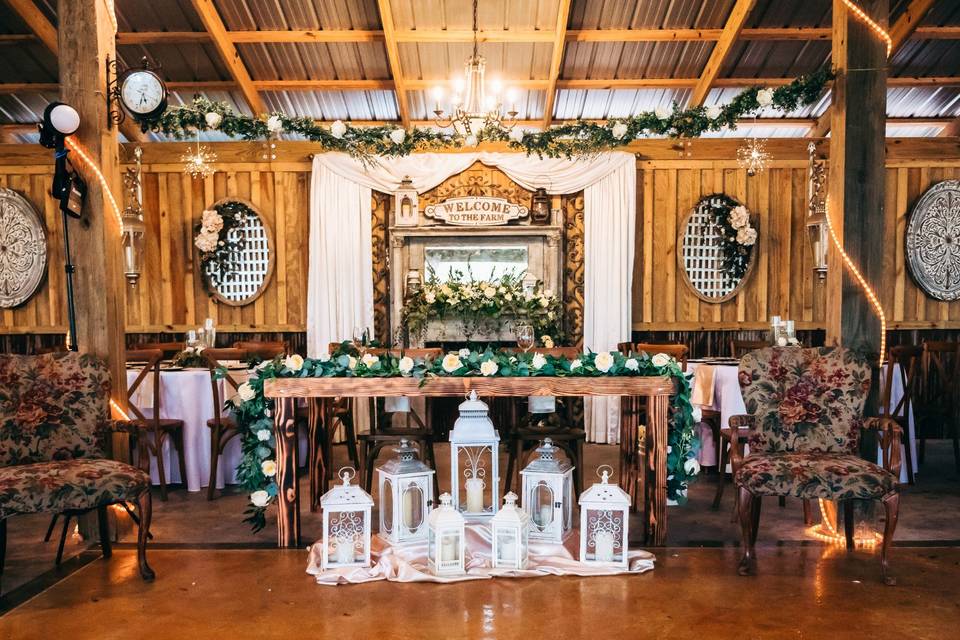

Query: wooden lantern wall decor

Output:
[0, 188, 48, 309]
[905, 180, 960, 301]
[199, 198, 276, 307]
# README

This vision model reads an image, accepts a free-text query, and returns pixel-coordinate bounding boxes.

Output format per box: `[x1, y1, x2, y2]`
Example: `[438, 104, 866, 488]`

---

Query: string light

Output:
[840, 0, 893, 58]
[808, 498, 881, 547]
[110, 397, 131, 421]
[64, 135, 125, 235]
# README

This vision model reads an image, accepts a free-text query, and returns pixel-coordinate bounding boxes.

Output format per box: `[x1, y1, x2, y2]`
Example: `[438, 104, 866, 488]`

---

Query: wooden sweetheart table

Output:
[264, 376, 678, 548]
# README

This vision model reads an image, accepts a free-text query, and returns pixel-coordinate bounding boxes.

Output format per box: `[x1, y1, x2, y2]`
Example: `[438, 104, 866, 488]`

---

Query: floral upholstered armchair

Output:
[0, 352, 154, 592]
[729, 346, 902, 585]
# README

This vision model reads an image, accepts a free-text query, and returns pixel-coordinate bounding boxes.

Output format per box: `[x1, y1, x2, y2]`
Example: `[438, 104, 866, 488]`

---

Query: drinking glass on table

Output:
[516, 323, 535, 353]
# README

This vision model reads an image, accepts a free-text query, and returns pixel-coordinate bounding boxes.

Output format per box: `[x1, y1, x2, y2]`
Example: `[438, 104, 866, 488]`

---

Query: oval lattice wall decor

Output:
[0, 188, 47, 308]
[906, 180, 960, 301]
[202, 199, 275, 307]
[678, 194, 757, 303]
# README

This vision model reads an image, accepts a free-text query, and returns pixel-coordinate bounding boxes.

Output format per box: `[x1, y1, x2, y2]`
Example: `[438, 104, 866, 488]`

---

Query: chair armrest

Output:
[863, 417, 903, 479]
[725, 414, 754, 467]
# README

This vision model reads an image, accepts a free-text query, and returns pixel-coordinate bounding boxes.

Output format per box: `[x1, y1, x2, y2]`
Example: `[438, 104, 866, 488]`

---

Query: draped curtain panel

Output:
[308, 152, 636, 442]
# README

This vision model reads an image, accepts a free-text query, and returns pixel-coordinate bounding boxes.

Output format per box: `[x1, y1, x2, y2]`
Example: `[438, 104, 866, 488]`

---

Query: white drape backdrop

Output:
[308, 152, 635, 442]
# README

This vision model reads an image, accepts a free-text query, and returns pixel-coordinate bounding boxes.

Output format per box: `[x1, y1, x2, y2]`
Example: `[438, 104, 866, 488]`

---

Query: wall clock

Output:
[906, 180, 960, 301]
[0, 188, 47, 308]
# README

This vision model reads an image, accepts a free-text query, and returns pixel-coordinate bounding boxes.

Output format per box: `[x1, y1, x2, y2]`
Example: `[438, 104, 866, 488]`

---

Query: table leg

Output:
[275, 397, 301, 548]
[308, 398, 326, 512]
[646, 393, 670, 546]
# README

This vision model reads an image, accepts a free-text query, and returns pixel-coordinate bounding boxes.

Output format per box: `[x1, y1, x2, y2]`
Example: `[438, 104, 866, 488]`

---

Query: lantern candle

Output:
[441, 536, 457, 562]
[402, 488, 416, 530]
[594, 530, 615, 563]
[538, 504, 552, 527]
[334, 538, 354, 564]
[465, 475, 485, 513]
[500, 540, 517, 563]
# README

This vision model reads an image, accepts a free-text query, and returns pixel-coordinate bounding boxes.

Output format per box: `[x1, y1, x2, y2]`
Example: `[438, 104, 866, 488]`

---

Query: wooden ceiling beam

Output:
[542, 0, 572, 128]
[376, 0, 410, 128]
[690, 0, 757, 108]
[811, 0, 936, 138]
[190, 0, 266, 115]
[5, 0, 58, 53]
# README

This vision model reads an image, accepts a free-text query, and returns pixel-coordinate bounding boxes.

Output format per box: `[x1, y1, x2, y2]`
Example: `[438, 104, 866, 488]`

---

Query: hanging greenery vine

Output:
[704, 194, 758, 283]
[193, 200, 254, 288]
[154, 69, 832, 162]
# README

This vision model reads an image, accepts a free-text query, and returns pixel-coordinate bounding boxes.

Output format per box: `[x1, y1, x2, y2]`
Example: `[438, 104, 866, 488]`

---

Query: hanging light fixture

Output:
[431, 0, 519, 138]
[182, 130, 216, 179]
[121, 146, 146, 286]
[737, 135, 771, 177]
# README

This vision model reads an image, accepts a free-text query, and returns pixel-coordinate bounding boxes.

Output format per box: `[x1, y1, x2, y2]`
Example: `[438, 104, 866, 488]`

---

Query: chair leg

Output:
[154, 429, 168, 502]
[136, 490, 155, 581]
[173, 428, 188, 490]
[880, 492, 900, 586]
[207, 425, 221, 501]
[750, 495, 762, 547]
[712, 436, 727, 510]
[1, 517, 7, 588]
[504, 437, 517, 494]
[43, 514, 59, 542]
[843, 500, 855, 550]
[425, 439, 440, 498]
[778, 496, 786, 508]
[342, 414, 360, 471]
[55, 514, 72, 566]
[918, 436, 925, 465]
[737, 486, 756, 576]
[575, 437, 584, 498]
[97, 505, 112, 559]
[802, 499, 814, 526]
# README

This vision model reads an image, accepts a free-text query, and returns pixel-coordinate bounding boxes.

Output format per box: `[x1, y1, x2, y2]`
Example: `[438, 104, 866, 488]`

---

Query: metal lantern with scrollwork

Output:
[394, 176, 418, 227]
[491, 492, 530, 570]
[449, 390, 501, 520]
[377, 439, 435, 544]
[320, 467, 373, 570]
[521, 438, 573, 543]
[427, 492, 466, 576]
[578, 465, 630, 568]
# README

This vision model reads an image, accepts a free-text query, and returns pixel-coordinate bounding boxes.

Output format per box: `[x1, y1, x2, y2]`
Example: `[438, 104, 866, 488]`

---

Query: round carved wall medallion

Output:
[0, 188, 47, 308]
[906, 180, 960, 301]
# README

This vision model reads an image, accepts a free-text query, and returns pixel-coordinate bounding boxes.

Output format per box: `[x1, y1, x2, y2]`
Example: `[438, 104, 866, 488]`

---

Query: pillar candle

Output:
[334, 537, 354, 564]
[594, 530, 615, 562]
[402, 489, 416, 530]
[500, 539, 517, 563]
[538, 504, 553, 528]
[441, 535, 457, 562]
[466, 477, 485, 513]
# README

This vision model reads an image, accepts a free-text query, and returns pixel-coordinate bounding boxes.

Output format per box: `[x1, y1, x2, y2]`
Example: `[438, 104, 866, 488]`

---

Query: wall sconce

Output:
[530, 187, 551, 225]
[394, 176, 418, 227]
[121, 147, 146, 286]
[806, 142, 828, 279]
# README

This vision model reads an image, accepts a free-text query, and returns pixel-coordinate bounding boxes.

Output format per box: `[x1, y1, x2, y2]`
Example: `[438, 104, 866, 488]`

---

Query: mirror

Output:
[679, 194, 758, 302]
[200, 198, 275, 306]
[424, 245, 528, 281]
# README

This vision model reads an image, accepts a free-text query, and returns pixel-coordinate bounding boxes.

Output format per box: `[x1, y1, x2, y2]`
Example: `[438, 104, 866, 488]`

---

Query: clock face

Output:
[121, 70, 166, 116]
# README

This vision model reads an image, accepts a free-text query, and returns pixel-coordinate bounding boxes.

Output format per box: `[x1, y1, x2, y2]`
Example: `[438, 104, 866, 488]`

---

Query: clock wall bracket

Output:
[106, 55, 169, 132]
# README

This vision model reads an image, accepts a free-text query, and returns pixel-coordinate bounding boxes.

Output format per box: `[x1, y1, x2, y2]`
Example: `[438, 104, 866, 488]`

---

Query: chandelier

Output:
[432, 0, 518, 137]
[182, 131, 216, 179]
[737, 136, 770, 176]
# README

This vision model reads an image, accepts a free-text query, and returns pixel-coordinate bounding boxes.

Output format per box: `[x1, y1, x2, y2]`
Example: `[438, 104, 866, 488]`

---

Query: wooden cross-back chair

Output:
[232, 340, 288, 360]
[730, 339, 769, 359]
[120, 349, 187, 501]
[879, 345, 921, 484]
[202, 348, 247, 500]
[917, 341, 960, 471]
[133, 341, 185, 358]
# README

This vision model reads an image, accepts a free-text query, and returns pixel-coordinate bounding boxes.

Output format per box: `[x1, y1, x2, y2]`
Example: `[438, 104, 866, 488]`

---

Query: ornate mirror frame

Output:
[200, 197, 276, 307]
[905, 180, 960, 301]
[0, 188, 48, 309]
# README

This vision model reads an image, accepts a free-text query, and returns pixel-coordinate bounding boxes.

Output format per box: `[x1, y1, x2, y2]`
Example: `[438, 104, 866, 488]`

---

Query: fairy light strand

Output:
[64, 135, 125, 235]
[840, 0, 893, 58]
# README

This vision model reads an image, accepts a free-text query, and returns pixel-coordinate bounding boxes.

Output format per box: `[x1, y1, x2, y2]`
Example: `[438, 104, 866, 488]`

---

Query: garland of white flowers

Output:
[226, 345, 699, 532]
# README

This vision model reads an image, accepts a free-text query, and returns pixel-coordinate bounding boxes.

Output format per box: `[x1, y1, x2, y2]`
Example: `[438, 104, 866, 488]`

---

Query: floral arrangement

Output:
[705, 194, 758, 283]
[170, 345, 208, 368]
[154, 69, 832, 163]
[226, 346, 699, 532]
[402, 271, 563, 342]
[193, 200, 255, 287]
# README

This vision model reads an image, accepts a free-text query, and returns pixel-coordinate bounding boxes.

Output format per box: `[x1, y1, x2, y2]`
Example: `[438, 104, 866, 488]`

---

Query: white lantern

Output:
[578, 465, 630, 568]
[521, 438, 574, 543]
[491, 492, 530, 570]
[427, 492, 466, 576]
[393, 176, 418, 226]
[377, 439, 435, 544]
[449, 390, 501, 520]
[320, 467, 373, 570]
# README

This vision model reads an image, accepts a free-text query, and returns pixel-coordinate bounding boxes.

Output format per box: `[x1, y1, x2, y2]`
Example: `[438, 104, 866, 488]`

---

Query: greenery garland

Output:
[155, 69, 832, 162]
[193, 200, 255, 288]
[402, 271, 563, 343]
[226, 345, 699, 532]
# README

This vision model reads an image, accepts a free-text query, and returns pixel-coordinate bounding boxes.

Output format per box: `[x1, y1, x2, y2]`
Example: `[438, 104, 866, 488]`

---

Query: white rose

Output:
[361, 353, 379, 368]
[389, 128, 406, 145]
[531, 353, 547, 370]
[284, 354, 304, 371]
[757, 88, 774, 107]
[425, 291, 436, 303]
[728, 205, 750, 230]
[480, 360, 498, 376]
[398, 356, 414, 375]
[205, 111, 222, 129]
[250, 490, 270, 507]
[237, 382, 256, 402]
[256, 429, 272, 442]
[570, 358, 582, 371]
[504, 293, 513, 301]
[509, 127, 525, 143]
[683, 457, 701, 476]
[483, 286, 496, 299]
[266, 115, 283, 134]
[594, 351, 614, 373]
[318, 352, 331, 363]
[442, 353, 462, 373]
[542, 336, 554, 349]
[655, 105, 671, 120]
[348, 356, 357, 370]
[706, 105, 722, 120]
[611, 122, 629, 140]
[261, 460, 277, 477]
[777, 336, 788, 347]
[651, 353, 672, 368]
[201, 209, 224, 233]
[330, 119, 347, 139]
[692, 406, 703, 423]
[458, 348, 471, 358]
[625, 358, 639, 371]
[736, 226, 758, 246]
[464, 134, 478, 147]
[194, 230, 219, 253]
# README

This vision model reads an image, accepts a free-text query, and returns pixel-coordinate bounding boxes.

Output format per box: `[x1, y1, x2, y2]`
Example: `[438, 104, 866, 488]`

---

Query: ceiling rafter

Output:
[189, 0, 266, 116]
[810, 0, 937, 138]
[376, 0, 409, 128]
[542, 0, 572, 129]
[689, 0, 758, 108]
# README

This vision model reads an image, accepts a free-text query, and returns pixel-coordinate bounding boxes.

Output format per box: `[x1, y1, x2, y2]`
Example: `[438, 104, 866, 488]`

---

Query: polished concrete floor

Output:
[2, 441, 959, 637]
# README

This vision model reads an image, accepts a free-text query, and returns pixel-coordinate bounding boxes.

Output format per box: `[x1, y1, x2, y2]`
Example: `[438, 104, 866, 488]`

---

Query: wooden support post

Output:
[57, 0, 127, 416]
[825, 0, 887, 415]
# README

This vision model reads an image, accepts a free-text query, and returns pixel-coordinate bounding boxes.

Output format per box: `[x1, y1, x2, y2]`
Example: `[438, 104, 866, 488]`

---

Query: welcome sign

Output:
[424, 196, 529, 226]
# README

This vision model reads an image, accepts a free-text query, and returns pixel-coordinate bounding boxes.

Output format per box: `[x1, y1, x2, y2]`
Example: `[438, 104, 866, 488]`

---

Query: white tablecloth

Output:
[689, 362, 917, 483]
